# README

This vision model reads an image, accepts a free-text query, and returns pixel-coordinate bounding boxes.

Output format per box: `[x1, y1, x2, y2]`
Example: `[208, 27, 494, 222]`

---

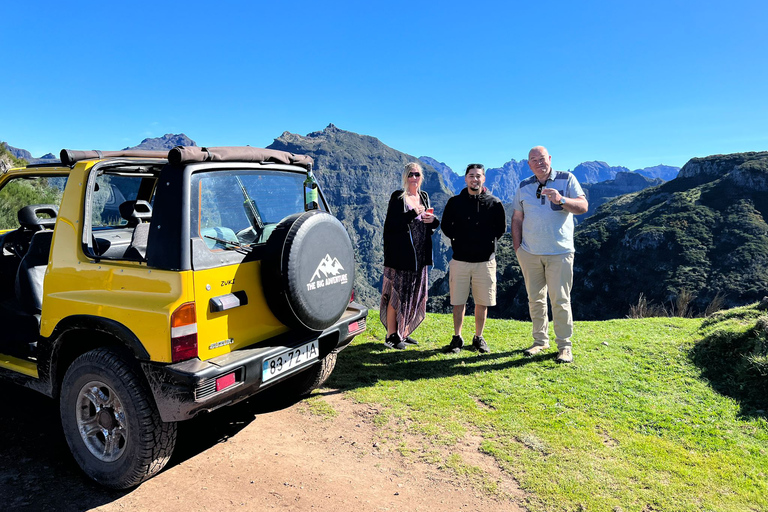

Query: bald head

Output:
[528, 146, 552, 182]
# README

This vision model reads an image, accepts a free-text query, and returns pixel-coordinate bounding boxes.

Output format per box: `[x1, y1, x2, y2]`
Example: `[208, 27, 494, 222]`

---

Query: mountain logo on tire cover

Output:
[307, 254, 348, 291]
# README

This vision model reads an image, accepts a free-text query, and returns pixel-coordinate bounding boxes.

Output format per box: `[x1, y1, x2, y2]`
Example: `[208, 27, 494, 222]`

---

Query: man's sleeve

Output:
[568, 175, 585, 198]
[494, 201, 507, 239]
[512, 186, 524, 213]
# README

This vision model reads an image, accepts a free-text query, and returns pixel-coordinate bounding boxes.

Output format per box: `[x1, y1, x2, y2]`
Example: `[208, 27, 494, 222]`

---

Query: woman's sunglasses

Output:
[408, 172, 421, 178]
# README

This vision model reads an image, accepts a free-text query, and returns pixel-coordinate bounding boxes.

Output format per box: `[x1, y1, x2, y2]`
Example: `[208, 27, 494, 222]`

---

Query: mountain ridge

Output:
[6, 127, 760, 320]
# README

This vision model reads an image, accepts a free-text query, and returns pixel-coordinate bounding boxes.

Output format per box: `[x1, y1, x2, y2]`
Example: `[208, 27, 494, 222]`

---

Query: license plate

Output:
[262, 340, 319, 383]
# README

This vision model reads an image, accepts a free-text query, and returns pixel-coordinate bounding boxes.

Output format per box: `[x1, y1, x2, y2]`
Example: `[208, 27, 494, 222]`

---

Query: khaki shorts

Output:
[449, 258, 497, 306]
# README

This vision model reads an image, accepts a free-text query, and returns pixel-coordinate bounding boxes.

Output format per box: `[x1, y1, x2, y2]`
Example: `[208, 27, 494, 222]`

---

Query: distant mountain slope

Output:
[572, 161, 630, 183]
[125, 133, 196, 150]
[2, 143, 57, 164]
[1, 143, 25, 173]
[574, 151, 768, 319]
[634, 164, 679, 180]
[419, 156, 463, 193]
[268, 124, 454, 306]
[484, 159, 531, 203]
[579, 172, 664, 219]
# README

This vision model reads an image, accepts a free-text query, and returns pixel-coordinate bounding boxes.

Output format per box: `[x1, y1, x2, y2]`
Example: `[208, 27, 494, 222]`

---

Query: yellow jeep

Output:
[0, 146, 367, 488]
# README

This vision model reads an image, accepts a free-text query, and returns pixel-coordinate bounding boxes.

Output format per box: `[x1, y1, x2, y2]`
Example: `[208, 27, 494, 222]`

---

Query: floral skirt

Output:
[379, 265, 429, 339]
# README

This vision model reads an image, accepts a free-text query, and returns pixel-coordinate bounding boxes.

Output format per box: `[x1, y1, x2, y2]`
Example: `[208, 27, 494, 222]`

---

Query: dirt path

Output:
[0, 384, 527, 511]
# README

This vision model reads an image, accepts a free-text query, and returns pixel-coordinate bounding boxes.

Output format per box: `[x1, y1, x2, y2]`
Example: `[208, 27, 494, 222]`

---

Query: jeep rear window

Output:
[191, 170, 320, 249]
[0, 175, 68, 230]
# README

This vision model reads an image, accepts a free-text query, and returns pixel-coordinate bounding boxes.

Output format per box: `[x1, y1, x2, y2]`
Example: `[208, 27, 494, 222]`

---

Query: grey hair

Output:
[399, 162, 423, 200]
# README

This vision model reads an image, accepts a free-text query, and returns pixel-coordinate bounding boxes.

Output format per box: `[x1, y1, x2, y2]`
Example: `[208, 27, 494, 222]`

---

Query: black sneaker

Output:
[472, 335, 490, 354]
[385, 333, 407, 350]
[403, 336, 418, 345]
[444, 335, 464, 354]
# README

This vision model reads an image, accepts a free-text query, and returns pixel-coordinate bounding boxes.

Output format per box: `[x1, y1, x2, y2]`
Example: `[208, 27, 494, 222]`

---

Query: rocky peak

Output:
[124, 133, 197, 151]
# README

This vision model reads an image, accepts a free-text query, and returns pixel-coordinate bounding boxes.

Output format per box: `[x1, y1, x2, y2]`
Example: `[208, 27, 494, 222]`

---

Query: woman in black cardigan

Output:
[380, 162, 440, 349]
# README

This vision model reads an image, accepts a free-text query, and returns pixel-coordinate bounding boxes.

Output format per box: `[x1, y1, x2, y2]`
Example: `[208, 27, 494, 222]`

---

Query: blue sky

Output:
[2, 0, 766, 174]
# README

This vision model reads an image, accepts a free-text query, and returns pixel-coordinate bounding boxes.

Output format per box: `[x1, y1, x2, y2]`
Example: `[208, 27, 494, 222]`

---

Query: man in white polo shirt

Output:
[511, 146, 588, 363]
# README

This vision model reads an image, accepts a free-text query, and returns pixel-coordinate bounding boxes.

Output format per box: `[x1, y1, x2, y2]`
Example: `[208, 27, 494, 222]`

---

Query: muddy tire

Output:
[59, 348, 177, 489]
[281, 351, 338, 397]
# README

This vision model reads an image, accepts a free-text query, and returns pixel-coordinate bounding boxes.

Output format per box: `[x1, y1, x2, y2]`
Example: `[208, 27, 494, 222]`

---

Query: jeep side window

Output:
[0, 176, 67, 231]
[91, 175, 146, 228]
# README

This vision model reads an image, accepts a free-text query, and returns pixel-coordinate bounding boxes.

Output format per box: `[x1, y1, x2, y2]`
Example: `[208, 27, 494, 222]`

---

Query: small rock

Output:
[602, 341, 609, 346]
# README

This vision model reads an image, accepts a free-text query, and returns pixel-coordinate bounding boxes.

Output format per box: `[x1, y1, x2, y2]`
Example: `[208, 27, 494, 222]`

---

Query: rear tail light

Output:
[215, 372, 237, 392]
[171, 302, 198, 362]
[348, 318, 366, 335]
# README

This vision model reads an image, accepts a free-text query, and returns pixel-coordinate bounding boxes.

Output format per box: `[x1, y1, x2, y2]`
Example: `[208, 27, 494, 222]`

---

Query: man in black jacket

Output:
[441, 163, 507, 353]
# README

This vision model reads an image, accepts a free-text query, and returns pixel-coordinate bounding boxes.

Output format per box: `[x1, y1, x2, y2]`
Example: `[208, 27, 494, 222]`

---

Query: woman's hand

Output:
[414, 204, 426, 216]
[421, 210, 434, 223]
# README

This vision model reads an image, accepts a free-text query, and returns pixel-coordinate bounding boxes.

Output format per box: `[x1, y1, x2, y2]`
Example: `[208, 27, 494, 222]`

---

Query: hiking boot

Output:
[403, 336, 418, 345]
[385, 333, 407, 350]
[444, 335, 464, 354]
[556, 347, 573, 364]
[523, 344, 550, 357]
[472, 335, 490, 354]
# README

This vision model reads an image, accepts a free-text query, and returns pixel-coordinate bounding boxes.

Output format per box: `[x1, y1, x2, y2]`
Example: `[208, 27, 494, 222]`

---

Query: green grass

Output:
[325, 306, 768, 511]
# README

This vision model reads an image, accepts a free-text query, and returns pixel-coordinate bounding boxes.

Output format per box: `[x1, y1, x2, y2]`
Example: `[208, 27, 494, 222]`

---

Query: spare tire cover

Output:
[261, 211, 355, 331]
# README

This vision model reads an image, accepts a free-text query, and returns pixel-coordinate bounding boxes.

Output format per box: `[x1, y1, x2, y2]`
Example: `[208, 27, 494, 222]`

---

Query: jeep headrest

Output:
[18, 204, 58, 231]
[119, 200, 152, 225]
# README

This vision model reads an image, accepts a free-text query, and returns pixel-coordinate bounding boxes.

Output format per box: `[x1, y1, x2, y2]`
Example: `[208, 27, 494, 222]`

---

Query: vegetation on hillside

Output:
[0, 142, 28, 168]
[574, 152, 768, 319]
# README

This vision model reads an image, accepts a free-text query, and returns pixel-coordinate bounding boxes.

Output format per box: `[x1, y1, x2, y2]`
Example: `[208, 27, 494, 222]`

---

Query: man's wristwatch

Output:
[559, 197, 567, 206]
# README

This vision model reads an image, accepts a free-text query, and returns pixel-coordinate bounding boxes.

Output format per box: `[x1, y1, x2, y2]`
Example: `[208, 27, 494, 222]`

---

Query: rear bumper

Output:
[143, 302, 367, 422]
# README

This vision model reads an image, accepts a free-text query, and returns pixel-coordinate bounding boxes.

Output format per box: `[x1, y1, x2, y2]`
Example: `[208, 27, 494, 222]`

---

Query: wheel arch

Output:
[47, 315, 151, 397]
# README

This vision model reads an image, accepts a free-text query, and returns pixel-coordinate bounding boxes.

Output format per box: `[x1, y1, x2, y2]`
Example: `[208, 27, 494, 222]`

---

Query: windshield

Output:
[191, 170, 320, 250]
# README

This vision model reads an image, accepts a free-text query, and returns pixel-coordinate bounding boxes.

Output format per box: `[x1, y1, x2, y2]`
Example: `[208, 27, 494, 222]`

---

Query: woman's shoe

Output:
[385, 333, 407, 350]
[403, 336, 418, 345]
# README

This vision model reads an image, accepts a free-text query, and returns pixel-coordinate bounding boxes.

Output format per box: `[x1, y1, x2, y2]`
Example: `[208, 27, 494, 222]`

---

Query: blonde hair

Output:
[399, 162, 423, 200]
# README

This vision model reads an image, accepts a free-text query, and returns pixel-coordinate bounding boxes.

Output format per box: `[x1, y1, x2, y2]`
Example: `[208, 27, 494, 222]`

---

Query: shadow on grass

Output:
[690, 321, 768, 419]
[328, 339, 562, 391]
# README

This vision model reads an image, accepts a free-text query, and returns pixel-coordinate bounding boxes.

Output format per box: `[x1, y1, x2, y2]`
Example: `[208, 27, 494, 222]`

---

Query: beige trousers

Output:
[516, 248, 574, 349]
